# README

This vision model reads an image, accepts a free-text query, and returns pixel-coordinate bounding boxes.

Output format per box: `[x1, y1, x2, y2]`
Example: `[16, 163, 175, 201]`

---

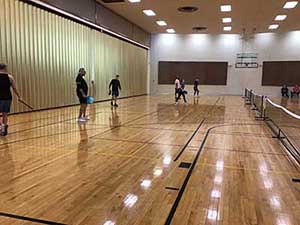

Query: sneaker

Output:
[78, 118, 87, 123]
[1, 125, 8, 136]
[83, 116, 90, 120]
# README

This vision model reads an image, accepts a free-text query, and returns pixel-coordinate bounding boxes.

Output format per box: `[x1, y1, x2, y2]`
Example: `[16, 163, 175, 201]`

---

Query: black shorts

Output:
[77, 93, 87, 104]
[112, 90, 119, 97]
[0, 100, 12, 113]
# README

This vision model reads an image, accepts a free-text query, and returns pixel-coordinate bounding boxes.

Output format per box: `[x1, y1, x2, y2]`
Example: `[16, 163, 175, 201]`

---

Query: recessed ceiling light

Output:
[223, 26, 232, 31]
[222, 17, 232, 23]
[128, 0, 141, 3]
[166, 29, 176, 33]
[275, 15, 287, 21]
[143, 10, 156, 16]
[269, 24, 279, 30]
[283, 1, 298, 9]
[220, 5, 232, 12]
[156, 21, 167, 26]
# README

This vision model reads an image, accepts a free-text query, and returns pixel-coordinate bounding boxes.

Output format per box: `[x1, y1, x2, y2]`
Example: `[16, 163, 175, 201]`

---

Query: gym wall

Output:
[0, 0, 148, 113]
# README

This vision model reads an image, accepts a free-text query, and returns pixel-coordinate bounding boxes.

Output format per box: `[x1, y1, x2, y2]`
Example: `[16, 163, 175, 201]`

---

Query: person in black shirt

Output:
[76, 68, 89, 122]
[0, 63, 22, 136]
[194, 79, 200, 96]
[109, 74, 121, 107]
[281, 85, 289, 98]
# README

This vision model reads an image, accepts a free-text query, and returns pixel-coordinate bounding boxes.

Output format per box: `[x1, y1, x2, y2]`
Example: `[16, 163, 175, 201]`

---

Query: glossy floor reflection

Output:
[0, 95, 299, 225]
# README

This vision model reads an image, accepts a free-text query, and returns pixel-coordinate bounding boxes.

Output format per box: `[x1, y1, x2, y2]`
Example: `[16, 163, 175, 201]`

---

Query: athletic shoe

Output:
[84, 116, 90, 120]
[77, 118, 87, 123]
[1, 125, 8, 136]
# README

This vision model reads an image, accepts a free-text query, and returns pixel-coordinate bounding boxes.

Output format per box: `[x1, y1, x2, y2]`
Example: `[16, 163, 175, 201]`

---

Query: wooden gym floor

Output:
[0, 95, 300, 225]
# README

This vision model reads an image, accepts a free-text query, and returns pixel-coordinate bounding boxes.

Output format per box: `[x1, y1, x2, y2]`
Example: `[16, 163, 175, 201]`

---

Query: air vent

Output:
[102, 0, 125, 3]
[192, 26, 207, 32]
[178, 6, 199, 13]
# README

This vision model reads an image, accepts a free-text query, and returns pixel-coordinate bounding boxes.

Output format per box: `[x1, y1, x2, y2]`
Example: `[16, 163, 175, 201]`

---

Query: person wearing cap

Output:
[76, 68, 89, 122]
[109, 74, 122, 107]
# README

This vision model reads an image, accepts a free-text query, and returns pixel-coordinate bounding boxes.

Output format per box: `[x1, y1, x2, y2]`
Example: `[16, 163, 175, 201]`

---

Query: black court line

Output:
[173, 97, 221, 162]
[165, 187, 180, 191]
[6, 96, 148, 135]
[0, 212, 66, 225]
[164, 122, 266, 225]
[173, 119, 205, 161]
[292, 178, 300, 183]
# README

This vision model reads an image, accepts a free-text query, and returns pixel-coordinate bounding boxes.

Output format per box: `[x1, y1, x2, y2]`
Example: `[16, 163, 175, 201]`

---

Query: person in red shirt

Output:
[291, 85, 300, 98]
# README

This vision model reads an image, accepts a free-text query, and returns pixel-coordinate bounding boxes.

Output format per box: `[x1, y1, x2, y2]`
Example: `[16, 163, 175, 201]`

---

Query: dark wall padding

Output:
[262, 61, 300, 86]
[158, 61, 228, 85]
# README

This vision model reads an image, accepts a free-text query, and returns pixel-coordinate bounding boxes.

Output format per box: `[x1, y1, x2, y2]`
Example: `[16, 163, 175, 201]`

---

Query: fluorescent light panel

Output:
[156, 20, 167, 26]
[269, 24, 279, 30]
[223, 26, 232, 31]
[128, 0, 141, 2]
[143, 10, 156, 16]
[220, 5, 232, 12]
[275, 15, 287, 21]
[283, 1, 298, 8]
[166, 29, 175, 33]
[222, 17, 232, 23]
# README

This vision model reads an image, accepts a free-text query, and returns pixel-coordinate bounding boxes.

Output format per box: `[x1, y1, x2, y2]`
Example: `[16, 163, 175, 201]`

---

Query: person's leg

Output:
[176, 92, 182, 103]
[1, 113, 8, 136]
[78, 104, 83, 118]
[182, 93, 187, 103]
[83, 104, 87, 117]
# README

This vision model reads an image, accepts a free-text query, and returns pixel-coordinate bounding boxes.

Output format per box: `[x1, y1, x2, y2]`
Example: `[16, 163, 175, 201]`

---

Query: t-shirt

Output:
[293, 86, 300, 93]
[76, 75, 88, 95]
[0, 73, 12, 100]
[175, 79, 181, 89]
[109, 79, 121, 92]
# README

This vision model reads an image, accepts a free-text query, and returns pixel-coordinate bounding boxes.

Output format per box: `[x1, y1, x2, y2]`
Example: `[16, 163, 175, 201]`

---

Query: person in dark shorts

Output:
[194, 78, 200, 96]
[175, 79, 187, 105]
[281, 85, 289, 98]
[0, 63, 22, 136]
[109, 74, 121, 107]
[76, 68, 89, 122]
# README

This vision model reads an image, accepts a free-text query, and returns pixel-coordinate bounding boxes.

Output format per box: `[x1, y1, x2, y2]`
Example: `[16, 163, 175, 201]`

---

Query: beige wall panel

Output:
[0, 0, 148, 113]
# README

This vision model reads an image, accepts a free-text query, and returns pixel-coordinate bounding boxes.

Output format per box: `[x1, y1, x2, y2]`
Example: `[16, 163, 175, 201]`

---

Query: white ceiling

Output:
[98, 0, 300, 34]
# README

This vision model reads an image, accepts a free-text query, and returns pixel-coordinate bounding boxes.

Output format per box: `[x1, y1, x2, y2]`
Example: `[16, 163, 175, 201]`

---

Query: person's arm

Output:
[9, 75, 21, 100]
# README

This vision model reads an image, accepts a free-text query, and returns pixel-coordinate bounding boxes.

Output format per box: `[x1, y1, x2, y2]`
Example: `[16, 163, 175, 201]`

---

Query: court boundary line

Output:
[0, 212, 66, 225]
[164, 122, 270, 225]
[173, 97, 221, 162]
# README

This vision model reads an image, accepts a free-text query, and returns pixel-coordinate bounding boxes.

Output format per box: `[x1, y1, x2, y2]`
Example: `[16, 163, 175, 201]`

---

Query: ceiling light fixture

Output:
[269, 24, 279, 30]
[283, 1, 298, 8]
[223, 26, 232, 31]
[156, 21, 167, 26]
[143, 10, 156, 16]
[275, 15, 287, 21]
[222, 17, 232, 23]
[220, 5, 232, 12]
[166, 29, 176, 33]
[128, 0, 141, 3]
